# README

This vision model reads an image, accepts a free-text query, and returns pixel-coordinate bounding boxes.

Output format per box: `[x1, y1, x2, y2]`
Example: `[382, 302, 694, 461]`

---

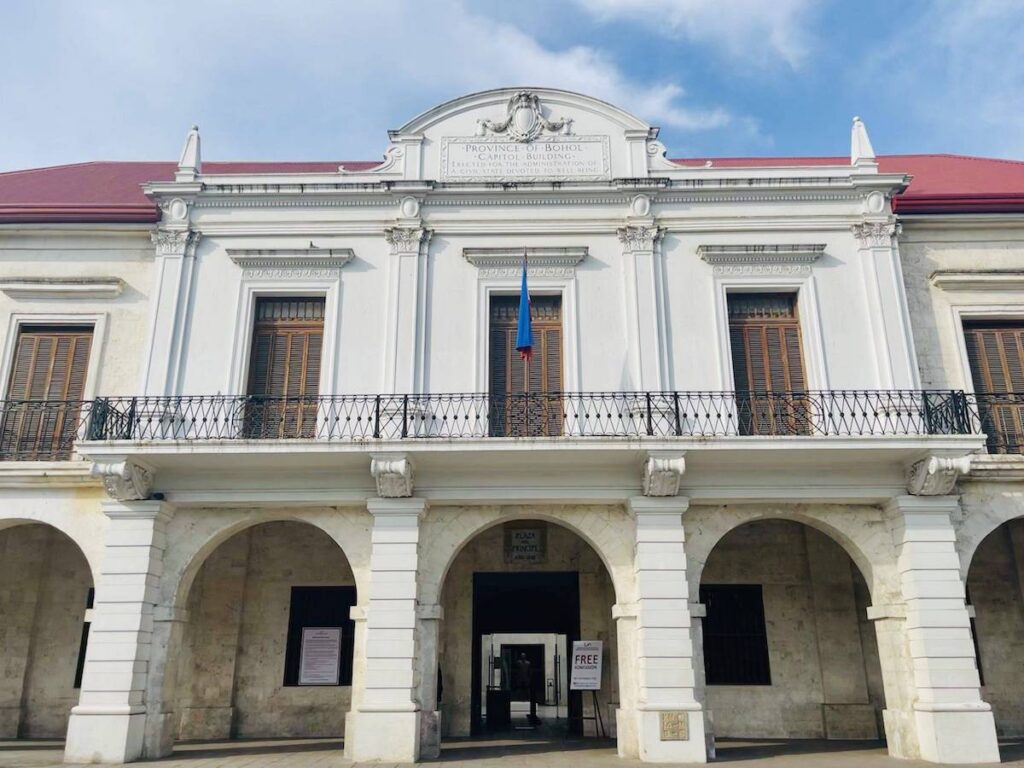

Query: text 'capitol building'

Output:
[1, 88, 1024, 764]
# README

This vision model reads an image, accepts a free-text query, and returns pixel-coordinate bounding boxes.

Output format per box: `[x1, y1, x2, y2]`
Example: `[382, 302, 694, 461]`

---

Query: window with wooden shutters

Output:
[0, 325, 92, 460]
[727, 293, 810, 436]
[963, 321, 1024, 454]
[488, 295, 563, 437]
[245, 297, 325, 439]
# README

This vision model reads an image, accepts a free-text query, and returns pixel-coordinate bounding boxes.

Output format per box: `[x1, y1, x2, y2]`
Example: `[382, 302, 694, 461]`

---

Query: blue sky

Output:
[1, 0, 1022, 171]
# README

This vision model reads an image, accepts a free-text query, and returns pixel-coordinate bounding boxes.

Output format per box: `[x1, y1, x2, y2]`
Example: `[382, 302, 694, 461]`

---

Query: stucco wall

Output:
[438, 520, 618, 738]
[967, 518, 1024, 736]
[701, 520, 883, 740]
[175, 521, 356, 740]
[0, 523, 92, 738]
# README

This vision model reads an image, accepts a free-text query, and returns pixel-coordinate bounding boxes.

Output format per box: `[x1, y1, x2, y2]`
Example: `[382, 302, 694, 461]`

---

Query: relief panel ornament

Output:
[475, 91, 573, 142]
[92, 459, 154, 501]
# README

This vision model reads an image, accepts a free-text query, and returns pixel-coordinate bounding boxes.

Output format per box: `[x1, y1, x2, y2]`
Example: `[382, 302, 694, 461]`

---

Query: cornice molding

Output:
[698, 243, 825, 276]
[463, 246, 586, 279]
[929, 270, 1024, 292]
[228, 248, 353, 279]
[0, 277, 124, 300]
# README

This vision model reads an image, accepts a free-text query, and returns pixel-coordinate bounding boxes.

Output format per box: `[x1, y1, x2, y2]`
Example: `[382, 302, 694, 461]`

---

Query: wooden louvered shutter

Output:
[488, 295, 563, 436]
[727, 293, 809, 436]
[245, 297, 325, 438]
[963, 323, 1024, 453]
[1, 325, 92, 460]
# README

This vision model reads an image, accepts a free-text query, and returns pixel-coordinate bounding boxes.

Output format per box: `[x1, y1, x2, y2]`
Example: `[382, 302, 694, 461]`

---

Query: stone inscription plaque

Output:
[504, 524, 547, 564]
[659, 711, 690, 741]
[441, 136, 611, 181]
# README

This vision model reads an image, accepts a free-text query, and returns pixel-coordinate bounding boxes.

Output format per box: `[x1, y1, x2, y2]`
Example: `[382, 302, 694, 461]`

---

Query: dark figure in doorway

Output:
[515, 653, 540, 725]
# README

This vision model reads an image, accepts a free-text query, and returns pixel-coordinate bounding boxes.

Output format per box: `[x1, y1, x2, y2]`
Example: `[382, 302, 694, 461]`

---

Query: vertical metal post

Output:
[373, 394, 381, 439]
[402, 394, 409, 438]
[921, 390, 935, 435]
[645, 392, 654, 436]
[673, 392, 682, 436]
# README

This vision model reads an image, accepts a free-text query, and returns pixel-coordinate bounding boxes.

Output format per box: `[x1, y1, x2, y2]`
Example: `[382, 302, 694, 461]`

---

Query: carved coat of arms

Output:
[476, 91, 573, 142]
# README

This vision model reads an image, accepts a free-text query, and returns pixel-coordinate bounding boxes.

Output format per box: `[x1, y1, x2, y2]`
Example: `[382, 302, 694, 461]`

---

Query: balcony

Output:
[0, 390, 998, 503]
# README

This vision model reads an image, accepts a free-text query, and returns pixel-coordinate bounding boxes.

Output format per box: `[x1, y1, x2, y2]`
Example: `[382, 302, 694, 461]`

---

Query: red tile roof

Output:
[1, 154, 1023, 224]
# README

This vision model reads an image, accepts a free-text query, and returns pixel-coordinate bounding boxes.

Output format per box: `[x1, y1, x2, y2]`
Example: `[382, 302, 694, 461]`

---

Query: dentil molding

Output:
[697, 243, 825, 276]
[92, 459, 154, 501]
[463, 246, 587, 279]
[227, 248, 354, 279]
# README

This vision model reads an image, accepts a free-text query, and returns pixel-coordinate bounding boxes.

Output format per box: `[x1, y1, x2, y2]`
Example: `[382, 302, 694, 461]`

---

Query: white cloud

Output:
[0, 0, 741, 169]
[576, 0, 816, 68]
[861, 0, 1024, 158]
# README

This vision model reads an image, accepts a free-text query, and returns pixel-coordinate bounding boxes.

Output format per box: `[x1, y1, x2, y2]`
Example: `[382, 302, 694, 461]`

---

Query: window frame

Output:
[0, 313, 106, 403]
[700, 583, 772, 687]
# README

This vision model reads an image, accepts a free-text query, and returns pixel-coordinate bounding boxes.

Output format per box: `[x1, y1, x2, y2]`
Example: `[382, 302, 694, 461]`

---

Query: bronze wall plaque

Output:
[659, 711, 689, 741]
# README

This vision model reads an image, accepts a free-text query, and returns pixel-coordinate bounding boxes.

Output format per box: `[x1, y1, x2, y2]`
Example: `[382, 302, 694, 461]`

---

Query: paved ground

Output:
[2, 737, 1024, 768]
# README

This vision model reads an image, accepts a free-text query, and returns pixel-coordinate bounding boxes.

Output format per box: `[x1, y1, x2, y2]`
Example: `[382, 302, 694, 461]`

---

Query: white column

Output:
[852, 219, 919, 389]
[344, 496, 426, 763]
[64, 500, 173, 764]
[618, 216, 666, 391]
[141, 228, 200, 396]
[627, 496, 707, 763]
[613, 603, 640, 758]
[885, 495, 999, 763]
[416, 603, 443, 759]
[382, 222, 430, 394]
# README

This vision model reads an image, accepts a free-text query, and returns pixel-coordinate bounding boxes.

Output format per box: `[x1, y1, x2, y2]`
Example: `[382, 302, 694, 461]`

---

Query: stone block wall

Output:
[175, 521, 356, 740]
[0, 524, 92, 738]
[701, 520, 884, 739]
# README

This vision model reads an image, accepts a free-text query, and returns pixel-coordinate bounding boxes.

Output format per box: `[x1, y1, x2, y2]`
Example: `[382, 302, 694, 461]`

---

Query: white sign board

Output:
[441, 136, 611, 182]
[298, 627, 341, 685]
[570, 640, 603, 691]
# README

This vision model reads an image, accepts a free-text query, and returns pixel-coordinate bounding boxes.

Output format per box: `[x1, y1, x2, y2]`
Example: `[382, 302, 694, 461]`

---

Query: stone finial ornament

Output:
[851, 116, 877, 168]
[176, 125, 201, 182]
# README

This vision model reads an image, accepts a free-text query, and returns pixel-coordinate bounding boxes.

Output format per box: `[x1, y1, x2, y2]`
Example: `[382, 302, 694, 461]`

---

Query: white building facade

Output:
[0, 88, 1022, 764]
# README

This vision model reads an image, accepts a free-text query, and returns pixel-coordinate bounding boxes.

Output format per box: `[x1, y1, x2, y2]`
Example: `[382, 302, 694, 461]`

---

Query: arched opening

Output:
[966, 518, 1024, 739]
[0, 523, 93, 741]
[170, 520, 357, 749]
[437, 518, 619, 756]
[699, 519, 887, 755]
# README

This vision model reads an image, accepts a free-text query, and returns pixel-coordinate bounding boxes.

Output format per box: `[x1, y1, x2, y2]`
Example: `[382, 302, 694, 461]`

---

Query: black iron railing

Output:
[973, 393, 1024, 454]
[0, 399, 90, 461]
[0, 390, 1001, 460]
[80, 390, 976, 443]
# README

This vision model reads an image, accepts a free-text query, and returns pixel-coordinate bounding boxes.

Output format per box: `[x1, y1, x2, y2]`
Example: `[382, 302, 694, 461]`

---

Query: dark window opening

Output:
[73, 587, 95, 689]
[700, 584, 771, 686]
[283, 586, 356, 686]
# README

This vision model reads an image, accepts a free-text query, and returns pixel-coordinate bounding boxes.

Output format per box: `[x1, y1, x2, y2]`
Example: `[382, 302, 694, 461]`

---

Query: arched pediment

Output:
[344, 87, 665, 181]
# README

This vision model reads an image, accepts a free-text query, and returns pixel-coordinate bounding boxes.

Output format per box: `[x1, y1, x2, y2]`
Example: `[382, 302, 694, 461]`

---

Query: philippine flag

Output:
[515, 252, 534, 361]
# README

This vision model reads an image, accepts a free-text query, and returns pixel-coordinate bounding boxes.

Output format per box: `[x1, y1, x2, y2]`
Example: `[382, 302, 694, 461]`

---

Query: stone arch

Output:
[142, 507, 372, 756]
[0, 514, 103, 588]
[957, 493, 1024, 578]
[694, 512, 888, 744]
[684, 503, 898, 604]
[162, 506, 372, 612]
[0, 521, 95, 739]
[419, 504, 635, 607]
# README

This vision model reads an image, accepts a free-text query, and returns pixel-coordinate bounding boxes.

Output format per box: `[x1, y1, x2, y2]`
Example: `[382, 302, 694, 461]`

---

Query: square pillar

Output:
[344, 497, 426, 763]
[627, 496, 707, 763]
[885, 495, 999, 763]
[64, 501, 173, 764]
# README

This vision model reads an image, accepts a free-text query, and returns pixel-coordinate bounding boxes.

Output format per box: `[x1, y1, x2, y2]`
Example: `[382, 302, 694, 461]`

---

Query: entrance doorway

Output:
[438, 519, 617, 754]
[472, 573, 579, 735]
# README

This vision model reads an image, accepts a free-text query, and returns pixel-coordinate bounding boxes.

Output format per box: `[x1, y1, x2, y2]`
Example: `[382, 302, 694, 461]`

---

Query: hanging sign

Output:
[298, 627, 342, 685]
[569, 640, 603, 690]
